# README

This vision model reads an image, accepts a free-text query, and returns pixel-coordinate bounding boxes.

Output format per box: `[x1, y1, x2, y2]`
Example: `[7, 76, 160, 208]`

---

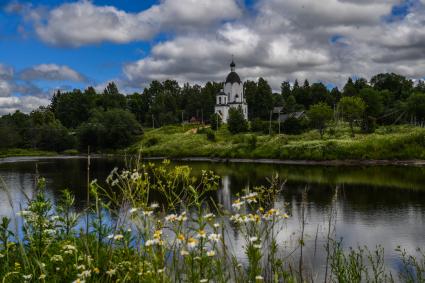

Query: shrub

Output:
[210, 113, 222, 130]
[145, 137, 159, 147]
[282, 117, 308, 135]
[227, 107, 248, 134]
[206, 129, 216, 141]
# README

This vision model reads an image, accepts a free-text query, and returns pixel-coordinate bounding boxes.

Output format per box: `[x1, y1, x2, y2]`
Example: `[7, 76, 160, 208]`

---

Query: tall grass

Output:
[0, 160, 424, 282]
[133, 124, 425, 160]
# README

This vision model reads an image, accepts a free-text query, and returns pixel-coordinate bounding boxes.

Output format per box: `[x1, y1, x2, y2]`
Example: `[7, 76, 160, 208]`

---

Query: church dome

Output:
[225, 72, 241, 84]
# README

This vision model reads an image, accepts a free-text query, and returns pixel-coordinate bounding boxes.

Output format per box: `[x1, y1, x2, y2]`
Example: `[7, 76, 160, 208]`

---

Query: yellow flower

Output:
[93, 267, 100, 274]
[177, 233, 185, 242]
[154, 230, 162, 240]
[197, 229, 206, 238]
[187, 237, 198, 249]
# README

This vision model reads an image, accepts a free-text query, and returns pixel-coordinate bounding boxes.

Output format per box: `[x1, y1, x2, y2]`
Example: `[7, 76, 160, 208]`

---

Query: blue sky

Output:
[1, 0, 424, 114]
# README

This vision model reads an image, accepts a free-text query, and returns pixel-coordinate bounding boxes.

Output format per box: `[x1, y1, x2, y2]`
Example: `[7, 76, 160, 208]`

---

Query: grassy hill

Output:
[130, 124, 425, 160]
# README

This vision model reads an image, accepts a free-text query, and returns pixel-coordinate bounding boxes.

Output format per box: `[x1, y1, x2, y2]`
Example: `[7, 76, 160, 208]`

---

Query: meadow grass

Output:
[131, 124, 425, 160]
[0, 160, 424, 282]
[0, 148, 57, 159]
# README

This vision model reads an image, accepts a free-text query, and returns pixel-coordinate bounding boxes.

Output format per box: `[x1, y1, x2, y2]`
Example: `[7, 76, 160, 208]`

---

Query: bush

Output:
[145, 137, 159, 147]
[282, 117, 308, 135]
[210, 113, 222, 130]
[206, 129, 216, 141]
[227, 107, 248, 134]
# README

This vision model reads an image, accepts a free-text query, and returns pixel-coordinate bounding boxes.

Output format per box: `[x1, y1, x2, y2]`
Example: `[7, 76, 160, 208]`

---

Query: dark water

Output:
[1, 156, 425, 278]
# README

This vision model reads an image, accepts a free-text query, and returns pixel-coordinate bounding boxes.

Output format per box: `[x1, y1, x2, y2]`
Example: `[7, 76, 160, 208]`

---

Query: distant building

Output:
[277, 111, 306, 123]
[214, 60, 248, 122]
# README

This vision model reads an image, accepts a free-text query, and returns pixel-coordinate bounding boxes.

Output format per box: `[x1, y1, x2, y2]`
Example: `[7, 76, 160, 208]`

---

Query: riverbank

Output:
[131, 124, 425, 161]
[0, 148, 57, 158]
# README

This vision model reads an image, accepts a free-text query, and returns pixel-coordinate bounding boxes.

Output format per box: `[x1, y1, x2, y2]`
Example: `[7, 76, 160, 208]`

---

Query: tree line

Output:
[1, 73, 425, 152]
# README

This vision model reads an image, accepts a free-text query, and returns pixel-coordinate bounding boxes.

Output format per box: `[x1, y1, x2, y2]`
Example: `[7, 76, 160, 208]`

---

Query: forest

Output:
[1, 72, 425, 153]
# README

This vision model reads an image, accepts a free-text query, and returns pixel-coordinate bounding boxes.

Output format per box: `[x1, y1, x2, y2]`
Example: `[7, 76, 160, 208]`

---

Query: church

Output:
[214, 60, 248, 122]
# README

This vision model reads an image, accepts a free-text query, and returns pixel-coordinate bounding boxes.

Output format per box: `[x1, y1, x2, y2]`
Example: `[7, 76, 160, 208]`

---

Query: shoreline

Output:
[2, 154, 425, 167]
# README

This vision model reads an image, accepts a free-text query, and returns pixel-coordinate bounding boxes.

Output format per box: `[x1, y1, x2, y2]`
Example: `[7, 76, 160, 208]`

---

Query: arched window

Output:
[219, 97, 222, 104]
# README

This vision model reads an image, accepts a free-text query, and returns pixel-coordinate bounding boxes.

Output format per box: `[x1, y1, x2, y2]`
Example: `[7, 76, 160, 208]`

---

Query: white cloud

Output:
[32, 0, 242, 47]
[20, 64, 86, 82]
[0, 95, 50, 115]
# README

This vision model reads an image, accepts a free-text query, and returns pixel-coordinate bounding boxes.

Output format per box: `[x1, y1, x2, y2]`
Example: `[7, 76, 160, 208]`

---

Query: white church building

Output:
[214, 60, 248, 122]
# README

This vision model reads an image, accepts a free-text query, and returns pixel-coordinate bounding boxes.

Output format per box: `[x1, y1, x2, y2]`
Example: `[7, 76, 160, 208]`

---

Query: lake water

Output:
[1, 156, 424, 279]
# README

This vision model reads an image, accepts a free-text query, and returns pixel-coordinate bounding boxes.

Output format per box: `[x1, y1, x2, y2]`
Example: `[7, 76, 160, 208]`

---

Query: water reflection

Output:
[1, 156, 425, 279]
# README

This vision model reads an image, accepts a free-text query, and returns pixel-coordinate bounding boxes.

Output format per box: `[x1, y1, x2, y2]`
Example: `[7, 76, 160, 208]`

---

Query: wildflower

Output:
[213, 223, 220, 228]
[187, 237, 198, 249]
[232, 199, 245, 210]
[230, 214, 243, 224]
[142, 210, 154, 216]
[129, 208, 138, 214]
[93, 267, 100, 274]
[72, 279, 84, 283]
[177, 233, 185, 243]
[282, 213, 289, 219]
[39, 274, 46, 280]
[254, 244, 262, 249]
[51, 215, 60, 221]
[150, 203, 159, 209]
[249, 237, 258, 243]
[106, 269, 116, 276]
[204, 213, 215, 220]
[200, 279, 208, 283]
[158, 268, 165, 273]
[22, 274, 32, 280]
[76, 265, 86, 270]
[113, 234, 124, 241]
[242, 192, 258, 204]
[197, 229, 207, 238]
[78, 270, 91, 279]
[165, 214, 177, 222]
[145, 240, 155, 247]
[177, 211, 188, 222]
[255, 275, 264, 281]
[207, 250, 216, 257]
[153, 229, 162, 239]
[62, 244, 77, 253]
[180, 250, 189, 256]
[111, 179, 119, 186]
[131, 172, 140, 181]
[208, 233, 221, 242]
[50, 255, 63, 262]
[107, 234, 114, 239]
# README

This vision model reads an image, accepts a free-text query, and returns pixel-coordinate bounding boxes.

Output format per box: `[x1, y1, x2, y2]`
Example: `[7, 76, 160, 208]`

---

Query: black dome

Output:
[225, 71, 241, 84]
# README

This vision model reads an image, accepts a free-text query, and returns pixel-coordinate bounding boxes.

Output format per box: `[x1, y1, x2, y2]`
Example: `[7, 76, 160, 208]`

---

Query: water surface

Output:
[1, 156, 424, 278]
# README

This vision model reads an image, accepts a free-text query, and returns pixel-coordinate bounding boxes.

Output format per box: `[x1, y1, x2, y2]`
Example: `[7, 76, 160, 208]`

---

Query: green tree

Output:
[370, 73, 413, 100]
[227, 107, 248, 134]
[307, 102, 333, 138]
[407, 93, 425, 123]
[338, 96, 366, 137]
[77, 109, 143, 150]
[210, 113, 222, 131]
[358, 88, 383, 132]
[343, 77, 357, 97]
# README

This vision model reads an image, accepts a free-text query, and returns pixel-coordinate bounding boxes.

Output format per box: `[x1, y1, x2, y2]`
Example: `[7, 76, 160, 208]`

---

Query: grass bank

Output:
[130, 124, 425, 161]
[0, 148, 57, 159]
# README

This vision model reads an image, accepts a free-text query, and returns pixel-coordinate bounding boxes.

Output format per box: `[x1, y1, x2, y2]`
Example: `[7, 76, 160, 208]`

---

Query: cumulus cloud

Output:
[20, 64, 86, 82]
[30, 0, 242, 47]
[0, 95, 50, 115]
[122, 0, 425, 90]
[0, 63, 87, 114]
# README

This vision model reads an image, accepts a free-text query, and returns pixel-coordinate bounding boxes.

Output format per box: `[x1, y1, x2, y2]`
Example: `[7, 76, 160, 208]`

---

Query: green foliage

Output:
[407, 92, 425, 123]
[205, 129, 216, 141]
[227, 107, 248, 134]
[338, 96, 366, 137]
[210, 113, 222, 130]
[282, 117, 308, 135]
[307, 102, 333, 138]
[77, 109, 143, 150]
